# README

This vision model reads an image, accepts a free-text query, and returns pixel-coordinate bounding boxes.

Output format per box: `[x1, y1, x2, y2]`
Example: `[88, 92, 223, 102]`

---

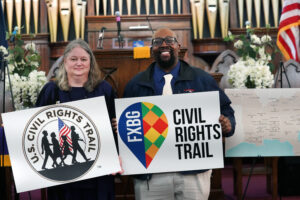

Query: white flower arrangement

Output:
[5, 69, 47, 110]
[228, 60, 274, 88]
[0, 34, 47, 110]
[0, 45, 8, 59]
[224, 24, 275, 89]
[25, 42, 36, 51]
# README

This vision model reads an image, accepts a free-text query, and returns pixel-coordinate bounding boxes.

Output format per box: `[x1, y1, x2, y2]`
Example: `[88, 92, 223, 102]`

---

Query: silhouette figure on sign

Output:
[41, 131, 57, 170]
[51, 132, 66, 167]
[70, 126, 91, 163]
[61, 135, 73, 163]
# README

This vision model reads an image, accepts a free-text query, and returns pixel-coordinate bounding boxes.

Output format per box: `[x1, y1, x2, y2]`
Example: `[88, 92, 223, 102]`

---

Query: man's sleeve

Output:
[219, 89, 236, 137]
[123, 81, 133, 98]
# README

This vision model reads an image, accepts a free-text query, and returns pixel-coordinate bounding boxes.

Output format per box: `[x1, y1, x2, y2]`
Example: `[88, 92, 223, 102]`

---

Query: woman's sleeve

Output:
[100, 81, 118, 148]
[35, 81, 59, 107]
[105, 83, 117, 120]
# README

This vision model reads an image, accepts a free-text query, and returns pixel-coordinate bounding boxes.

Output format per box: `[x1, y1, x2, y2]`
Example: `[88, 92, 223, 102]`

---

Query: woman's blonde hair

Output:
[56, 39, 102, 92]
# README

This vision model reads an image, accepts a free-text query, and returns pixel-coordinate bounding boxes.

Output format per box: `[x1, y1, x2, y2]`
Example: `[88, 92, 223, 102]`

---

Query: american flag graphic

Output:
[277, 0, 300, 62]
[58, 118, 73, 152]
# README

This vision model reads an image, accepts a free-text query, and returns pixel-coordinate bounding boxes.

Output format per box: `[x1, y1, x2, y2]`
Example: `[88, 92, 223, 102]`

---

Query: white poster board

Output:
[2, 97, 120, 193]
[115, 92, 224, 175]
[225, 88, 300, 157]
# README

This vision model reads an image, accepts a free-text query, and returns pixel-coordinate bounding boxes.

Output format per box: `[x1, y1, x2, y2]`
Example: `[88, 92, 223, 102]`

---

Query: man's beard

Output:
[154, 47, 176, 70]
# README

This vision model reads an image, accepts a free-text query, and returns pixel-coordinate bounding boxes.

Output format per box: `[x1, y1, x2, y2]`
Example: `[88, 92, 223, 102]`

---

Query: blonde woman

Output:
[36, 39, 117, 200]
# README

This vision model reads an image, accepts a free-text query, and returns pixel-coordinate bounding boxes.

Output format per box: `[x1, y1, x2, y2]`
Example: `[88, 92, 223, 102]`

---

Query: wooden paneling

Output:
[94, 48, 187, 97]
[84, 14, 208, 67]
[94, 49, 151, 97]
[49, 42, 68, 59]
[8, 34, 51, 73]
[115, 176, 135, 200]
[86, 15, 192, 48]
[210, 169, 224, 200]
[192, 38, 230, 66]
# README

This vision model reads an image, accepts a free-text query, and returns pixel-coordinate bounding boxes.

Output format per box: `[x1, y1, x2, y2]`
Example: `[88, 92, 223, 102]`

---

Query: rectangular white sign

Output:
[225, 88, 300, 157]
[115, 92, 223, 175]
[2, 96, 121, 193]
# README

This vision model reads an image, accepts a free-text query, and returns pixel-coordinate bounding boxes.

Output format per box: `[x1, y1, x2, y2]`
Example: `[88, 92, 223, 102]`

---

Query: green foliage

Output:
[223, 32, 235, 42]
[7, 32, 41, 77]
[224, 25, 278, 73]
[4, 31, 47, 110]
[245, 76, 256, 88]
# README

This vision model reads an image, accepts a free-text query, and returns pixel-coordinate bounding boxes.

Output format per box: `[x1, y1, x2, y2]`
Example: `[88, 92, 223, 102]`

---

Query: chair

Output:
[47, 56, 63, 81]
[274, 59, 300, 88]
[210, 49, 238, 89]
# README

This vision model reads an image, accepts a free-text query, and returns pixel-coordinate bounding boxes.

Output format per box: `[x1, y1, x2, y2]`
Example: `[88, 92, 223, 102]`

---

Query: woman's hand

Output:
[112, 156, 124, 175]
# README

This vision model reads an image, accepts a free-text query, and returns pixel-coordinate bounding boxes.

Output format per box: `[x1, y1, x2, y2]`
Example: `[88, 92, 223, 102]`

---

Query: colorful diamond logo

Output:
[119, 102, 168, 168]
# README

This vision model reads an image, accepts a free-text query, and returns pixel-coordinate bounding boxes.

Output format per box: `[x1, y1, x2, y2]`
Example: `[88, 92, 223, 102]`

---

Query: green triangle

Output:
[142, 103, 150, 117]
[144, 137, 152, 151]
[154, 135, 165, 148]
[151, 105, 164, 117]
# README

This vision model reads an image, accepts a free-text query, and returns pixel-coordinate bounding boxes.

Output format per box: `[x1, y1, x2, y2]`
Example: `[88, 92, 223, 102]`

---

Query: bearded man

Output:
[123, 27, 236, 200]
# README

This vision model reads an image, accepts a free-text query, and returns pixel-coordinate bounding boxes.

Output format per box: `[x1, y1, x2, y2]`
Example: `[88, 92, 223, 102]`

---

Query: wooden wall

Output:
[93, 48, 187, 96]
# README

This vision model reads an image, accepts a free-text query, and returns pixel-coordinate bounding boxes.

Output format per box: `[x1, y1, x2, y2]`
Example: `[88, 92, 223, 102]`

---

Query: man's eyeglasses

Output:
[152, 37, 177, 46]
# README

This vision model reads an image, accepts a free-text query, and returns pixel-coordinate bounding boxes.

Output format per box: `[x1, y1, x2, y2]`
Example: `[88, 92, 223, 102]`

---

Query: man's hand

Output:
[219, 114, 232, 134]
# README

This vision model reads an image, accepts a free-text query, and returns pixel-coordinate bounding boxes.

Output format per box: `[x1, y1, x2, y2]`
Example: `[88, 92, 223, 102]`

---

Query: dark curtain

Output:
[0, 1, 8, 48]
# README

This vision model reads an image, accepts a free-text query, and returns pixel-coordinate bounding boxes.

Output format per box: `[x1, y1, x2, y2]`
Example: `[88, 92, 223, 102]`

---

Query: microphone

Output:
[97, 27, 106, 49]
[115, 11, 123, 48]
[146, 16, 154, 34]
[115, 11, 121, 36]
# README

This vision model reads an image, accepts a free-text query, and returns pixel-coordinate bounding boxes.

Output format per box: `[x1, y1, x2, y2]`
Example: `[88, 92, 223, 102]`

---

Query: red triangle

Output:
[145, 153, 152, 168]
[143, 120, 151, 134]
